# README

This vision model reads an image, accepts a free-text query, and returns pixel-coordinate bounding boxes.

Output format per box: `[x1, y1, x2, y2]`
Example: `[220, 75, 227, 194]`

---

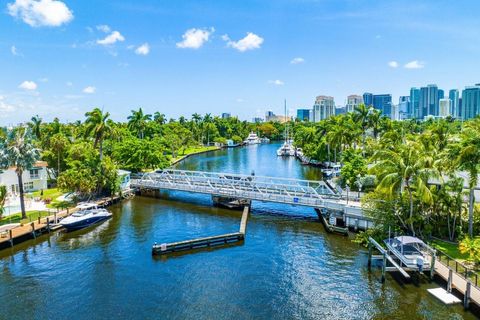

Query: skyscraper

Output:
[410, 87, 420, 119]
[373, 94, 392, 117]
[449, 89, 460, 118]
[363, 93, 373, 107]
[439, 98, 451, 118]
[221, 112, 231, 119]
[398, 96, 410, 120]
[419, 84, 439, 118]
[296, 109, 310, 121]
[346, 95, 363, 113]
[312, 96, 335, 122]
[461, 84, 480, 120]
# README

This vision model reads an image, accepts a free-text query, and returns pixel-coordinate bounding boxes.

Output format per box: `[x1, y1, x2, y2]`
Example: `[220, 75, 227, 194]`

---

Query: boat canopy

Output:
[394, 236, 426, 246]
[76, 202, 98, 210]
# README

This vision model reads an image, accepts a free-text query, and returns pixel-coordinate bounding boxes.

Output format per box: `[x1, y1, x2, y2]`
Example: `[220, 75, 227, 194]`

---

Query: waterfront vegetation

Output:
[1, 105, 480, 265]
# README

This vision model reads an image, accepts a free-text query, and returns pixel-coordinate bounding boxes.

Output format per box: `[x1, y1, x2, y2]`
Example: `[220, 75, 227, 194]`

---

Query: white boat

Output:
[60, 203, 112, 231]
[260, 137, 270, 143]
[277, 100, 295, 157]
[244, 132, 261, 145]
[384, 236, 434, 270]
[277, 141, 295, 156]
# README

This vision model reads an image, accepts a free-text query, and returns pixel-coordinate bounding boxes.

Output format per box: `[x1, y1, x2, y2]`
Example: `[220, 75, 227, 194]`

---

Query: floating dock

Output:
[152, 205, 250, 255]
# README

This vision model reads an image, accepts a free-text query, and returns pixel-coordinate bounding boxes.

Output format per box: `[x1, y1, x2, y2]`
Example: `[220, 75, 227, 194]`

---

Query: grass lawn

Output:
[31, 188, 63, 201]
[170, 146, 219, 164]
[430, 239, 469, 261]
[0, 210, 51, 226]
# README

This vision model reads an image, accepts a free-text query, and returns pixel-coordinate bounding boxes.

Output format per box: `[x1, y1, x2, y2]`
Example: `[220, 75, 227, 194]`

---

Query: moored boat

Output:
[244, 132, 261, 145]
[60, 203, 112, 231]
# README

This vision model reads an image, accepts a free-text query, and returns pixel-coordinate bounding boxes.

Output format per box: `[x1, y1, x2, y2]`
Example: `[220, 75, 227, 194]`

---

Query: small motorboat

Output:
[384, 236, 435, 271]
[60, 203, 112, 231]
[276, 140, 295, 156]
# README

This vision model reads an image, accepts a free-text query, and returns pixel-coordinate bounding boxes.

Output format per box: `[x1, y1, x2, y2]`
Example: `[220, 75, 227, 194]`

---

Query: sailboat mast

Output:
[284, 99, 287, 142]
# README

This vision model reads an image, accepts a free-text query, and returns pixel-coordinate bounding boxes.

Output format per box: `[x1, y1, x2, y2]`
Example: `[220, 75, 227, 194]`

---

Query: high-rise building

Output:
[252, 117, 263, 123]
[335, 106, 346, 115]
[439, 98, 451, 118]
[312, 95, 335, 122]
[461, 84, 480, 120]
[410, 87, 420, 119]
[296, 109, 310, 121]
[439, 89, 444, 100]
[265, 110, 275, 120]
[419, 84, 439, 117]
[449, 89, 460, 118]
[363, 93, 373, 107]
[221, 112, 231, 119]
[398, 96, 410, 120]
[346, 95, 363, 113]
[373, 94, 392, 117]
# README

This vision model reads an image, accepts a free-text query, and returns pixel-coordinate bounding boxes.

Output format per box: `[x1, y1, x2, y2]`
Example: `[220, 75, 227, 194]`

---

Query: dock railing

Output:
[436, 250, 480, 288]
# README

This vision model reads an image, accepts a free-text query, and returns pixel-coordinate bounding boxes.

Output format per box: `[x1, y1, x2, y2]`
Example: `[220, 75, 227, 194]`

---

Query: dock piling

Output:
[367, 242, 372, 269]
[8, 229, 13, 247]
[447, 268, 453, 293]
[46, 217, 50, 233]
[30, 222, 36, 239]
[381, 253, 386, 283]
[464, 281, 471, 309]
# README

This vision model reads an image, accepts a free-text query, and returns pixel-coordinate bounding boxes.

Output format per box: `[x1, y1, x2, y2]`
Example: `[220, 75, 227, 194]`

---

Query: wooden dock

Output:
[0, 195, 122, 250]
[152, 205, 250, 255]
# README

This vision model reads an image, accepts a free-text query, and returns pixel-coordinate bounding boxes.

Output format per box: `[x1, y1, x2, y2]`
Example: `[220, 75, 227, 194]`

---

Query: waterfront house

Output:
[0, 161, 49, 196]
[117, 169, 131, 191]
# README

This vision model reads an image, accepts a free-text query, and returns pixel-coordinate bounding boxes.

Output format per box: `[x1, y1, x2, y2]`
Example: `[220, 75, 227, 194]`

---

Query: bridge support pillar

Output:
[212, 196, 251, 210]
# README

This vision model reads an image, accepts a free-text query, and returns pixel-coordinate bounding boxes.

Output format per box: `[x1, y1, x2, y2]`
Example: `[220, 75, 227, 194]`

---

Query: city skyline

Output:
[2, 0, 480, 125]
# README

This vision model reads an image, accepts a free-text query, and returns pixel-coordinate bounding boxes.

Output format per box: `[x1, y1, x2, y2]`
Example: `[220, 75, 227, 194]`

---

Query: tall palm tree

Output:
[448, 119, 480, 237]
[84, 108, 111, 160]
[371, 139, 437, 235]
[29, 115, 42, 140]
[353, 104, 370, 150]
[0, 129, 40, 219]
[127, 108, 152, 139]
[368, 109, 382, 139]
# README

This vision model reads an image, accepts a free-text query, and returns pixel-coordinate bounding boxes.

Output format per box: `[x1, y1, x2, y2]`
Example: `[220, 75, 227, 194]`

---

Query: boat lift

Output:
[368, 236, 436, 282]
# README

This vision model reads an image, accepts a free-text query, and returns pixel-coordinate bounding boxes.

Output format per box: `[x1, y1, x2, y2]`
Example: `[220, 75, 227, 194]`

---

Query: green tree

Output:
[0, 129, 40, 219]
[128, 107, 152, 139]
[84, 108, 111, 160]
[29, 115, 42, 140]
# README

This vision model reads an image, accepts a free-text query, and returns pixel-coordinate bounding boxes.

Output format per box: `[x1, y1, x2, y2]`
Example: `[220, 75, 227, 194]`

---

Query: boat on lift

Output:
[60, 203, 112, 231]
[244, 132, 261, 145]
[383, 236, 435, 271]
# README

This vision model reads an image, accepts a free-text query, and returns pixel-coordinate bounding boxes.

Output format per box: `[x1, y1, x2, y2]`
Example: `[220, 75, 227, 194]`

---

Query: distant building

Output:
[363, 93, 373, 107]
[398, 96, 410, 120]
[419, 84, 440, 117]
[265, 111, 291, 123]
[335, 106, 346, 115]
[296, 109, 310, 121]
[461, 84, 480, 120]
[252, 117, 263, 123]
[346, 95, 363, 113]
[391, 104, 400, 121]
[449, 89, 460, 118]
[410, 87, 421, 119]
[265, 110, 275, 121]
[312, 95, 335, 122]
[221, 113, 231, 119]
[373, 94, 392, 117]
[439, 98, 451, 118]
[0, 161, 49, 195]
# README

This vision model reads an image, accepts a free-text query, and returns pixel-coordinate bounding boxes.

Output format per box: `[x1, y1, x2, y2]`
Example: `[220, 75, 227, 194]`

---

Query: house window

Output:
[24, 182, 34, 191]
[30, 169, 40, 179]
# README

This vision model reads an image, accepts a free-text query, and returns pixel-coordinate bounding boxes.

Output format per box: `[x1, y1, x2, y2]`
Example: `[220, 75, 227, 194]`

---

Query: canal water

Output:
[0, 143, 477, 319]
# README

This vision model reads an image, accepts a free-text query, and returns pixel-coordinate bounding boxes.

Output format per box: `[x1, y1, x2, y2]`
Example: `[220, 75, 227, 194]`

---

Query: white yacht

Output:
[384, 236, 435, 271]
[244, 132, 261, 145]
[60, 203, 112, 231]
[276, 100, 295, 157]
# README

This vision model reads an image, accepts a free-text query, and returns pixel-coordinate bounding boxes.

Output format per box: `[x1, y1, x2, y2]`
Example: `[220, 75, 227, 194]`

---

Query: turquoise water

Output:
[0, 143, 477, 319]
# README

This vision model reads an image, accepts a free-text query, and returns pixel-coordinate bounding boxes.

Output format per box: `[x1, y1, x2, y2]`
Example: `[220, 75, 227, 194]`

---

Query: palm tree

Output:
[353, 104, 370, 150]
[448, 119, 480, 237]
[370, 139, 437, 235]
[368, 109, 382, 139]
[84, 108, 111, 160]
[153, 112, 166, 125]
[29, 115, 42, 140]
[0, 129, 40, 219]
[127, 108, 152, 139]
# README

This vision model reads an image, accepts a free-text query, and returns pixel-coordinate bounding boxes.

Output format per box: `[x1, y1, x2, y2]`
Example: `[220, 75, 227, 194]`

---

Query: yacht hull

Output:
[61, 216, 111, 231]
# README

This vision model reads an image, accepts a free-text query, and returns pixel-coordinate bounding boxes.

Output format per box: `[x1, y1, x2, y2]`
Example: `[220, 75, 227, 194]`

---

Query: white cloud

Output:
[97, 31, 125, 46]
[404, 60, 425, 69]
[83, 86, 96, 94]
[388, 61, 399, 68]
[19, 80, 37, 90]
[268, 80, 284, 86]
[11, 45, 20, 56]
[223, 32, 264, 52]
[176, 28, 214, 49]
[7, 0, 73, 27]
[135, 43, 150, 55]
[0, 97, 15, 113]
[96, 24, 110, 33]
[290, 57, 305, 64]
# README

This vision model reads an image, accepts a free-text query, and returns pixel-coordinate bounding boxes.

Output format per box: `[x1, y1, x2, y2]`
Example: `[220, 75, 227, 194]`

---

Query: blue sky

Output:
[1, 0, 480, 125]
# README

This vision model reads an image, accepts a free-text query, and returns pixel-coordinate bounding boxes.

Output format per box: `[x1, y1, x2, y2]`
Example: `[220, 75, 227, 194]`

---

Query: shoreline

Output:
[170, 146, 222, 166]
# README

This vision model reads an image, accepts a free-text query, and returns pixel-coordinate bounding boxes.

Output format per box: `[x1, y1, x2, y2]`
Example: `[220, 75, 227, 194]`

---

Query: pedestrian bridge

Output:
[131, 170, 367, 223]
